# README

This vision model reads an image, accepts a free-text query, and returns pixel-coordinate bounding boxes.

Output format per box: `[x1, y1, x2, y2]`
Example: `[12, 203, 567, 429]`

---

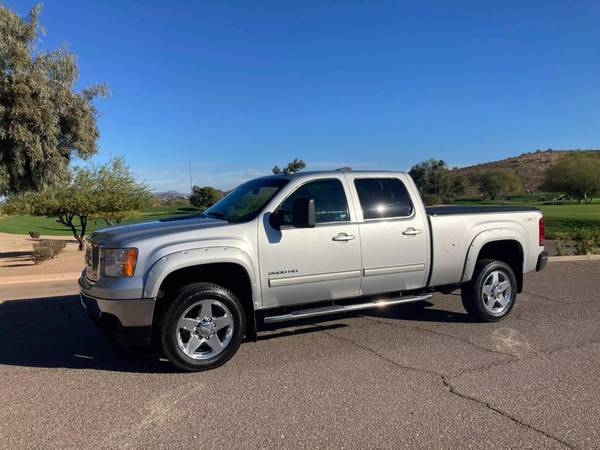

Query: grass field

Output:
[2, 199, 599, 239]
[455, 197, 600, 238]
[0, 205, 200, 236]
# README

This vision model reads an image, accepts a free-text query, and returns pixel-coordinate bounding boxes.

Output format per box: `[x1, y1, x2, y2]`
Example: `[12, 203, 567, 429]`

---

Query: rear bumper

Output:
[536, 251, 548, 272]
[80, 292, 155, 347]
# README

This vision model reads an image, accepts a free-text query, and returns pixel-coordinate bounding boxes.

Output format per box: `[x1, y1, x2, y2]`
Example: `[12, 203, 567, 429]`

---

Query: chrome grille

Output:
[85, 242, 100, 281]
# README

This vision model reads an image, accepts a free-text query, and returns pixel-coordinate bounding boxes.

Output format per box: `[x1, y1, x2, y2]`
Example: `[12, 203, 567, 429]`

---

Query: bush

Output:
[553, 232, 571, 256]
[32, 240, 67, 264]
[572, 228, 600, 255]
[421, 194, 441, 206]
[28, 231, 41, 239]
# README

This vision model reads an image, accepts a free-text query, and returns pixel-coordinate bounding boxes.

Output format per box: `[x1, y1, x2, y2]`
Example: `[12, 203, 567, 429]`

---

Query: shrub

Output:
[32, 240, 67, 264]
[553, 232, 571, 256]
[28, 231, 41, 239]
[572, 228, 600, 255]
[421, 193, 441, 206]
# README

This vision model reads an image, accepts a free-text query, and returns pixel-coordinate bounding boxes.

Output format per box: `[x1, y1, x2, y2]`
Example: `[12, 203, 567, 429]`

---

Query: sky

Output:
[5, 0, 600, 192]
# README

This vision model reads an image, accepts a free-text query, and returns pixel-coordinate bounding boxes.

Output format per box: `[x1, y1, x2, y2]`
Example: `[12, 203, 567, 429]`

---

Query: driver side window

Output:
[279, 179, 350, 225]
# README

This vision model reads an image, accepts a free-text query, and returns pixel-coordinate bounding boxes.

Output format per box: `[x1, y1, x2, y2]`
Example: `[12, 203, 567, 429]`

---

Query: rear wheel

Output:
[461, 259, 517, 322]
[160, 282, 245, 371]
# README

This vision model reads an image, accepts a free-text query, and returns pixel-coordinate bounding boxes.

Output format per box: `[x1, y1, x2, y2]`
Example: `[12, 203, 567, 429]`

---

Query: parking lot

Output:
[1, 260, 599, 448]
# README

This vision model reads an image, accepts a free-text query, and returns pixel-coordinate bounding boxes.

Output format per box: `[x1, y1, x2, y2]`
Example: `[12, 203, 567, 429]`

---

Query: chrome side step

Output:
[263, 294, 432, 324]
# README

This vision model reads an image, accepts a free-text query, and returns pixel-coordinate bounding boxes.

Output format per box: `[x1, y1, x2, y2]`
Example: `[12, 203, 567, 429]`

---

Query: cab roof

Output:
[261, 169, 405, 181]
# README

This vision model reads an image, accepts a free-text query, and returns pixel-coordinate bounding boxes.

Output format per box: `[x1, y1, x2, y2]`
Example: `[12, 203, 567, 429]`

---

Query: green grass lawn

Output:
[2, 198, 599, 240]
[456, 197, 600, 238]
[0, 205, 201, 236]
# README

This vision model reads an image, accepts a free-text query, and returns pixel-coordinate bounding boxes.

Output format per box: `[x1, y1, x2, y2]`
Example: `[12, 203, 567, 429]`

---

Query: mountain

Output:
[154, 191, 189, 201]
[452, 149, 600, 194]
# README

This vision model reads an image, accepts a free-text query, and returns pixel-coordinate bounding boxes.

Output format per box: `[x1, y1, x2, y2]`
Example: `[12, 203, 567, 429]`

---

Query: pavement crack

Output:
[535, 339, 600, 357]
[360, 315, 518, 360]
[441, 376, 575, 449]
[522, 290, 598, 308]
[324, 328, 573, 448]
[523, 290, 570, 304]
[322, 330, 441, 379]
[447, 357, 518, 379]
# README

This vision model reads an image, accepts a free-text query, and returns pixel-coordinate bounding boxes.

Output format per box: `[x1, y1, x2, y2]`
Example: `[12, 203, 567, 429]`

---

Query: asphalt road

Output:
[1, 261, 599, 449]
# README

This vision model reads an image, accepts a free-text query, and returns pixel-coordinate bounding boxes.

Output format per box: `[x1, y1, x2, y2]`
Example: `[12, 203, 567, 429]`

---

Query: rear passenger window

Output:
[279, 179, 350, 225]
[354, 178, 413, 219]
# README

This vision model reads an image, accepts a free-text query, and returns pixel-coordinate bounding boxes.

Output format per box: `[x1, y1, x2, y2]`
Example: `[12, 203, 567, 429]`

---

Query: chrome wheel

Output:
[481, 270, 512, 315]
[176, 299, 234, 360]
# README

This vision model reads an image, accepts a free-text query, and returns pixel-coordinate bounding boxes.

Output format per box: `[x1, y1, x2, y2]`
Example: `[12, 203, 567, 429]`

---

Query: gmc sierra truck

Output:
[80, 169, 548, 371]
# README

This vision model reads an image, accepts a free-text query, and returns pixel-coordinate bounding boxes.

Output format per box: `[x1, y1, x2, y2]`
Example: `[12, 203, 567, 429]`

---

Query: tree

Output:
[541, 153, 600, 204]
[440, 171, 466, 199]
[273, 158, 306, 175]
[409, 159, 447, 194]
[409, 159, 466, 200]
[190, 186, 222, 210]
[94, 157, 154, 225]
[0, 4, 107, 195]
[3, 158, 152, 250]
[474, 169, 522, 200]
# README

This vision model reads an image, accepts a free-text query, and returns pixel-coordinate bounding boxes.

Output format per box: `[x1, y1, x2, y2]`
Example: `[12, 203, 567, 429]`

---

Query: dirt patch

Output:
[0, 233, 84, 278]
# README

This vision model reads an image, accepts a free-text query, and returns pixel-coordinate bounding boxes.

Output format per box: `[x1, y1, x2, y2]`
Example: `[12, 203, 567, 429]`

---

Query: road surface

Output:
[0, 261, 598, 448]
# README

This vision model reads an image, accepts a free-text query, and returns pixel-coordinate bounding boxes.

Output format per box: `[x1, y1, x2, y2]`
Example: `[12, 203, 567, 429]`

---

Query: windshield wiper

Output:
[203, 211, 227, 221]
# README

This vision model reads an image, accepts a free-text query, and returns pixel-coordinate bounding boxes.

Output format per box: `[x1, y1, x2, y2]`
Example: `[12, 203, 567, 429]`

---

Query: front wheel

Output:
[159, 282, 245, 371]
[461, 259, 517, 322]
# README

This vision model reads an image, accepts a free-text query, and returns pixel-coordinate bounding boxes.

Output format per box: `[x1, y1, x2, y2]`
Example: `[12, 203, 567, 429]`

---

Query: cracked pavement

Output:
[0, 260, 599, 448]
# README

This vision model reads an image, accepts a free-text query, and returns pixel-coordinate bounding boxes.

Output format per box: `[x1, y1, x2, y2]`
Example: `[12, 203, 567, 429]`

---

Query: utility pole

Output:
[188, 160, 193, 194]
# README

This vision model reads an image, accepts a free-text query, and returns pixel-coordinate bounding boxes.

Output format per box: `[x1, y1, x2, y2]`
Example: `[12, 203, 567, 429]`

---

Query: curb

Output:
[0, 272, 81, 286]
[0, 256, 597, 286]
[548, 255, 600, 262]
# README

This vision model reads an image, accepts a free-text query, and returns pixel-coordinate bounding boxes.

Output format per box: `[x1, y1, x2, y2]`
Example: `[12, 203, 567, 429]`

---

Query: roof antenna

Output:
[336, 167, 352, 172]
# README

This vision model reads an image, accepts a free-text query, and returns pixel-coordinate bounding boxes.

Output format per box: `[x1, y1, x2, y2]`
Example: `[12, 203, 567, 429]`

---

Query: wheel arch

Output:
[145, 248, 259, 340]
[462, 230, 525, 292]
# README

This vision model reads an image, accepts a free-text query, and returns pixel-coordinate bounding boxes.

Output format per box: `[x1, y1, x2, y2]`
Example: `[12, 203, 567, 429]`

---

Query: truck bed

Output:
[425, 205, 543, 288]
[426, 205, 540, 216]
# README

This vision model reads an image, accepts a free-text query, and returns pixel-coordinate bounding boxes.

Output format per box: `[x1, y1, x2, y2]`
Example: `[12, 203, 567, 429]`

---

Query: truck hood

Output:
[89, 215, 229, 247]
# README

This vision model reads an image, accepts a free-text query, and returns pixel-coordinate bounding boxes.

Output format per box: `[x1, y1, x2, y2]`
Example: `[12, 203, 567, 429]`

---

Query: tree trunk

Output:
[60, 214, 87, 251]
[78, 215, 87, 251]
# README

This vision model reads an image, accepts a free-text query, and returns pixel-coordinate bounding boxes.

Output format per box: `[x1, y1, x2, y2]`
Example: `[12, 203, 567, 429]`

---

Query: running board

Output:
[263, 294, 432, 324]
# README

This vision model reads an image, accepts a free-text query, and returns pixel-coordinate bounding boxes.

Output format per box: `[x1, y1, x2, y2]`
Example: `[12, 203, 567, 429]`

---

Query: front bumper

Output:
[536, 251, 548, 272]
[80, 292, 155, 347]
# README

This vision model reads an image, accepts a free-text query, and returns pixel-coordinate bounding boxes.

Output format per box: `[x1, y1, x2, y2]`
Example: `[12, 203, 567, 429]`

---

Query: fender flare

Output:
[142, 245, 259, 308]
[461, 228, 526, 283]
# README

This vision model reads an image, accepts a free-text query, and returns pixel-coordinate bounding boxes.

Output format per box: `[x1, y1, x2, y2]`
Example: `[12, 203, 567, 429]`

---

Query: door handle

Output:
[332, 233, 356, 242]
[402, 227, 422, 236]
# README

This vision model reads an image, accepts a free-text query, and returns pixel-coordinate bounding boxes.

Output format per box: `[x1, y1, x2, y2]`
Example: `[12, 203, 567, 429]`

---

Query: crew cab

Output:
[80, 170, 548, 371]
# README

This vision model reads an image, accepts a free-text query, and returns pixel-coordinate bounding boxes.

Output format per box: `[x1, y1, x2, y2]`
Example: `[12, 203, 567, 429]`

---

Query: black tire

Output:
[461, 259, 517, 322]
[160, 282, 246, 372]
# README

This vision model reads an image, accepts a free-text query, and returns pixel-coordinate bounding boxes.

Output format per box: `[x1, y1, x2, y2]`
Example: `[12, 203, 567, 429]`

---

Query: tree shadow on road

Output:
[0, 295, 177, 373]
[0, 294, 470, 373]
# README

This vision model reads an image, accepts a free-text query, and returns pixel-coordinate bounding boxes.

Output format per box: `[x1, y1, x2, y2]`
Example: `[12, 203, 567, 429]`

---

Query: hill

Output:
[452, 149, 600, 194]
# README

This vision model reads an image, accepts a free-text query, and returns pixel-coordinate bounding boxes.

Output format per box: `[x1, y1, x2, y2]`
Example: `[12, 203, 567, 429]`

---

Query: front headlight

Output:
[103, 248, 138, 277]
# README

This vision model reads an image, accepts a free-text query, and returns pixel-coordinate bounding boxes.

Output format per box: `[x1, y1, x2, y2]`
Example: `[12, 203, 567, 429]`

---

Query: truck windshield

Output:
[203, 178, 289, 223]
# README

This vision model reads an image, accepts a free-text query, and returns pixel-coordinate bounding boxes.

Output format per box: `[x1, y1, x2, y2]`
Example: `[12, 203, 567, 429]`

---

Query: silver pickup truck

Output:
[80, 169, 548, 371]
